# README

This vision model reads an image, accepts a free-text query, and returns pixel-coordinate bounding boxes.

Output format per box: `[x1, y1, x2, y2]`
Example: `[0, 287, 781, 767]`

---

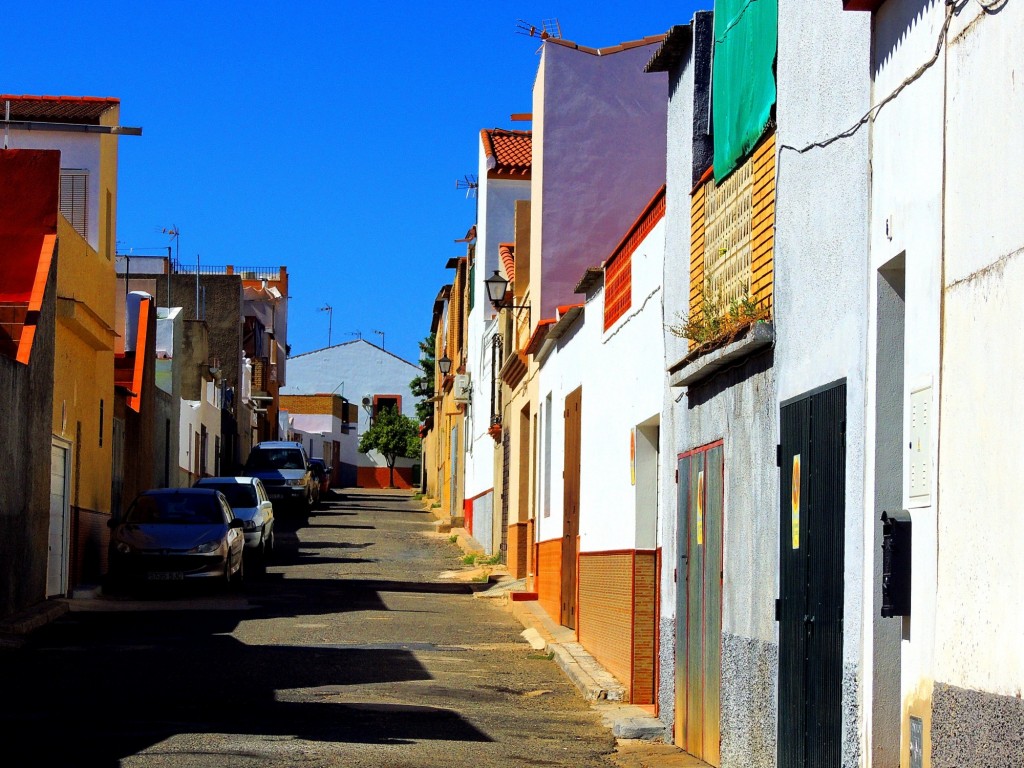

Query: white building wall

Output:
[533, 319, 589, 547]
[936, 1, 1024, 701]
[868, 1, 947, 758]
[579, 220, 665, 554]
[464, 145, 529, 508]
[659, 19, 700, 737]
[180, 394, 220, 480]
[775, 2, 871, 764]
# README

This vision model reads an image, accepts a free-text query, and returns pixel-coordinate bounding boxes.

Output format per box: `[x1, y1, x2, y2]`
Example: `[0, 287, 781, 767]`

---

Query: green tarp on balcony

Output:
[712, 0, 777, 182]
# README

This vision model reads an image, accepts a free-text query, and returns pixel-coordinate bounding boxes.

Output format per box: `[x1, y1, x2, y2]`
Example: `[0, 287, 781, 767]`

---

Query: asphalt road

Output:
[0, 489, 617, 767]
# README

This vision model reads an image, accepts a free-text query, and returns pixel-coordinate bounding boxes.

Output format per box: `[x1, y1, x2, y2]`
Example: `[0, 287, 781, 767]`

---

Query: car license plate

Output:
[147, 571, 184, 581]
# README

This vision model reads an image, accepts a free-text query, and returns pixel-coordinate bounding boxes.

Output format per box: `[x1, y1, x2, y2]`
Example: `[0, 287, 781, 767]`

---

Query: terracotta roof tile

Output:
[499, 243, 515, 283]
[544, 34, 666, 57]
[481, 129, 532, 178]
[525, 319, 555, 355]
[1, 94, 119, 124]
[645, 25, 693, 73]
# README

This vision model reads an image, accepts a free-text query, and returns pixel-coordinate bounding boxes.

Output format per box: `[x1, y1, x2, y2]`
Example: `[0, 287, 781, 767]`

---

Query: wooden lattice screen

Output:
[689, 132, 775, 343]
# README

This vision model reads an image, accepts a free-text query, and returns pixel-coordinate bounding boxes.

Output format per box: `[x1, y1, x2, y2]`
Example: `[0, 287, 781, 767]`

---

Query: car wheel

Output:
[255, 537, 268, 574]
[231, 548, 245, 588]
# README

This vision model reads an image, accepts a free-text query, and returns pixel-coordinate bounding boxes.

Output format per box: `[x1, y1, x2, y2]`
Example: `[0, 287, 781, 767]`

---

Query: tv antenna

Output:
[515, 18, 562, 40]
[320, 304, 333, 347]
[455, 174, 478, 199]
[159, 225, 180, 263]
[347, 330, 362, 341]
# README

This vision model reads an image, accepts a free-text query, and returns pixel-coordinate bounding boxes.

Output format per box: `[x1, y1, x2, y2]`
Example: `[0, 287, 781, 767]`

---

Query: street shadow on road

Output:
[0, 622, 491, 766]
[297, 541, 374, 550]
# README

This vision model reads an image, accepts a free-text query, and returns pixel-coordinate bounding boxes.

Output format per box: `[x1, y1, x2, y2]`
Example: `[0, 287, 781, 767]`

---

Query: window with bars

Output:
[60, 170, 89, 240]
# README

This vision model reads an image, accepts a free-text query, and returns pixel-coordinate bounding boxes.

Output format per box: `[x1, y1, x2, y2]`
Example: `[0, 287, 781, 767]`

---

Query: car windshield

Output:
[245, 448, 305, 471]
[201, 484, 257, 508]
[125, 494, 225, 525]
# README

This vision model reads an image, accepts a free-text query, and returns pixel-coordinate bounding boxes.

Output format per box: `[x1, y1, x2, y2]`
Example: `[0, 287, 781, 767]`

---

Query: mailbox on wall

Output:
[881, 510, 912, 617]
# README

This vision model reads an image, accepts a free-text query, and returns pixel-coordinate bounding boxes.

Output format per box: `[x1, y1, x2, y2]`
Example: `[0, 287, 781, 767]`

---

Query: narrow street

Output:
[0, 489, 616, 767]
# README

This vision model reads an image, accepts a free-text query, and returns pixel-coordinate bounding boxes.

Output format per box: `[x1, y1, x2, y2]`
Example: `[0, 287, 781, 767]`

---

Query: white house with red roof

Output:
[462, 128, 531, 555]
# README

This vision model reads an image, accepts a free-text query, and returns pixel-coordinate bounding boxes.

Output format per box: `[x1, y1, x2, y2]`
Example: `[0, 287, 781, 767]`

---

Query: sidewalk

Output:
[0, 598, 69, 649]
[432, 513, 709, 768]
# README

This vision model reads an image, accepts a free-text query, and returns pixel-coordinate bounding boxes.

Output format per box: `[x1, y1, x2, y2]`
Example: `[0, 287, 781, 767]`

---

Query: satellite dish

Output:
[361, 396, 372, 407]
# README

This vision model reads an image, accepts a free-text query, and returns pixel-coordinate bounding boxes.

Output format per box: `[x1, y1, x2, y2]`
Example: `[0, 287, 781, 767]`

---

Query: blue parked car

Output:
[107, 488, 245, 586]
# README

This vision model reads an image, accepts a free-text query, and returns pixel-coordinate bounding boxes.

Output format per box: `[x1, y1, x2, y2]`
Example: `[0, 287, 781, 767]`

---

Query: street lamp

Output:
[484, 270, 529, 310]
[438, 354, 452, 376]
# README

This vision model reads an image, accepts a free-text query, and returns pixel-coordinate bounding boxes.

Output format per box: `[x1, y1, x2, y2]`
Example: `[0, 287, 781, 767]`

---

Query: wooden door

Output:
[675, 442, 723, 765]
[561, 387, 582, 629]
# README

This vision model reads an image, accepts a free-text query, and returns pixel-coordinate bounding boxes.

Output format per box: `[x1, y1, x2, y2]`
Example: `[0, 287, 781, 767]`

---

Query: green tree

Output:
[358, 406, 422, 488]
[410, 332, 436, 423]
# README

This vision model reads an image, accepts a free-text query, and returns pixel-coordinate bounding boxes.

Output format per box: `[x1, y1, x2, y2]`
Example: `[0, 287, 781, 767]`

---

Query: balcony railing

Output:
[170, 261, 284, 281]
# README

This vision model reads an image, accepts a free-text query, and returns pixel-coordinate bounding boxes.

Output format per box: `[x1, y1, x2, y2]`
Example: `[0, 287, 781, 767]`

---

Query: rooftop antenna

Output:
[347, 330, 362, 341]
[455, 174, 478, 199]
[160, 226, 180, 266]
[372, 329, 385, 351]
[158, 225, 180, 308]
[320, 304, 333, 347]
[515, 18, 562, 40]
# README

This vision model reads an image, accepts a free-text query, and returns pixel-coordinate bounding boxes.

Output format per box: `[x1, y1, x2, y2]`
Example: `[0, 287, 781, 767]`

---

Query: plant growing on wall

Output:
[358, 406, 422, 488]
[670, 286, 769, 352]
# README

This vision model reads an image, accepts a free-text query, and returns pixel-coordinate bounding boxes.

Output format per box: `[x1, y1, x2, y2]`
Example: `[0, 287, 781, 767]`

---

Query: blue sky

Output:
[5, 1, 705, 365]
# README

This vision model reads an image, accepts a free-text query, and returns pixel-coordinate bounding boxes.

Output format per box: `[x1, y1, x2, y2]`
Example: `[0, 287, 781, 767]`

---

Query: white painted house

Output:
[652, 2, 871, 764]
[534, 187, 667, 706]
[861, 0, 1024, 764]
[282, 340, 420, 489]
[463, 128, 531, 555]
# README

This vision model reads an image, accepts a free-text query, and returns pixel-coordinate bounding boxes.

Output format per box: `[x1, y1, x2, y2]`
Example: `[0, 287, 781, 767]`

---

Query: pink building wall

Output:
[534, 39, 667, 320]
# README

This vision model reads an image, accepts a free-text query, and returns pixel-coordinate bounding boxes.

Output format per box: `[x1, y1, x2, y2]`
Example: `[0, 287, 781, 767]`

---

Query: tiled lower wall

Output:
[507, 522, 529, 578]
[73, 506, 109, 587]
[536, 538, 562, 623]
[577, 550, 659, 704]
[632, 551, 658, 705]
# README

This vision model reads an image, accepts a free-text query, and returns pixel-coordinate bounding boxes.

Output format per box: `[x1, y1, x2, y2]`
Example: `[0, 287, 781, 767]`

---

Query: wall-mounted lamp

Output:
[438, 354, 452, 376]
[484, 270, 530, 310]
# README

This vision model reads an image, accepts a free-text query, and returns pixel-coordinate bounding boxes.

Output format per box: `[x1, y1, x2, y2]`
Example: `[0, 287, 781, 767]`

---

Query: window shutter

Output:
[60, 170, 89, 239]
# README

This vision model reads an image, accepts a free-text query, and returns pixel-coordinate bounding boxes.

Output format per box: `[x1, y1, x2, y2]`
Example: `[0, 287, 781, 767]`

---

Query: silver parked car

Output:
[107, 488, 245, 586]
[194, 476, 275, 562]
[242, 441, 316, 513]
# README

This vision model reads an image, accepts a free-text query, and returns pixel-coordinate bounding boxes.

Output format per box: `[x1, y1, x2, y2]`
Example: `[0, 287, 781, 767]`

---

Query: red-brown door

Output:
[561, 387, 581, 629]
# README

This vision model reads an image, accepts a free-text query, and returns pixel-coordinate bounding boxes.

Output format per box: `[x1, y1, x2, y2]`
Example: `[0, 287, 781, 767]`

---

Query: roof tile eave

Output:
[544, 34, 666, 57]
